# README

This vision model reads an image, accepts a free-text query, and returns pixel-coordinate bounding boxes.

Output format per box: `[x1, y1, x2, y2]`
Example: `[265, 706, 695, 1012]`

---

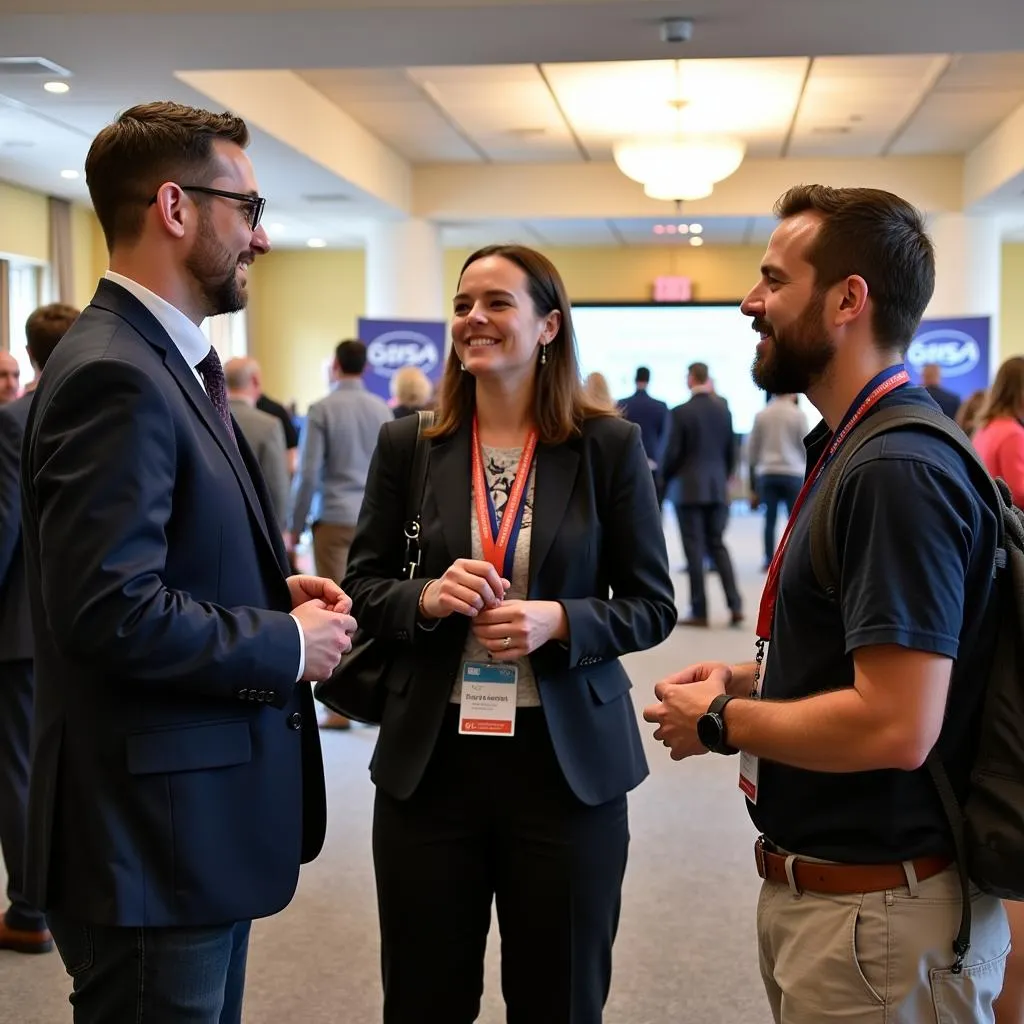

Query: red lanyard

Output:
[755, 369, 910, 641]
[471, 416, 539, 578]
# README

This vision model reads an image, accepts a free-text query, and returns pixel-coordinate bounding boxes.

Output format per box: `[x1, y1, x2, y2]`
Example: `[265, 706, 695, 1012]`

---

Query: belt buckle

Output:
[755, 836, 767, 879]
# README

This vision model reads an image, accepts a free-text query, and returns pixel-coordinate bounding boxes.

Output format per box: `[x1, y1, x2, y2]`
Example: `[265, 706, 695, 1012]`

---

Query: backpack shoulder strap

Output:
[809, 404, 1000, 599]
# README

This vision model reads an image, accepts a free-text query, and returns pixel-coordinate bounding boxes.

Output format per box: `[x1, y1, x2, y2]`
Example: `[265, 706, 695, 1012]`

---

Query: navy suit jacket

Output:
[662, 392, 735, 506]
[20, 280, 326, 927]
[344, 414, 676, 806]
[618, 390, 669, 466]
[0, 394, 33, 662]
[925, 384, 961, 419]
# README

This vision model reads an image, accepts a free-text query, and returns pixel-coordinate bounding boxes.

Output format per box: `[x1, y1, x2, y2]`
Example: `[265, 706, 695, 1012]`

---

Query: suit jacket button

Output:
[287, 712, 302, 730]
[239, 688, 249, 700]
[397, 630, 408, 641]
[257, 690, 266, 702]
[267, 690, 276, 702]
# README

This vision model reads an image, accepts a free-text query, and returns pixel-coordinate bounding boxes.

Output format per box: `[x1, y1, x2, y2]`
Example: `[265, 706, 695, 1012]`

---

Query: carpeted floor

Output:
[0, 509, 776, 1023]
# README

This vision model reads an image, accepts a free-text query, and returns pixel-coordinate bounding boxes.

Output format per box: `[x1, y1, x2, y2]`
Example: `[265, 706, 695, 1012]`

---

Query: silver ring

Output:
[501, 636, 512, 650]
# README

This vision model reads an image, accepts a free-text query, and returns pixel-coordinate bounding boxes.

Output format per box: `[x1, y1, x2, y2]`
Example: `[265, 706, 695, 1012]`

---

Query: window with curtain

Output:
[6, 260, 46, 378]
[201, 309, 248, 361]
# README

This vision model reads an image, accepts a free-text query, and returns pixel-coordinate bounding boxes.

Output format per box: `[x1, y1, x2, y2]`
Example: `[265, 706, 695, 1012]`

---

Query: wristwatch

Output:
[697, 693, 739, 755]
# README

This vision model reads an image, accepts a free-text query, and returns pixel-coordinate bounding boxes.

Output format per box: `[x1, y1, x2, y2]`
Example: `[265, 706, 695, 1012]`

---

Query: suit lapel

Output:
[528, 442, 579, 592]
[90, 280, 280, 568]
[426, 420, 472, 565]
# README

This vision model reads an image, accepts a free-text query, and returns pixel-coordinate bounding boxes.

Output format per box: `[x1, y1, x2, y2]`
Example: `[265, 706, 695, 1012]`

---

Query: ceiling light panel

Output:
[542, 58, 806, 145]
[889, 89, 1024, 155]
[789, 54, 950, 158]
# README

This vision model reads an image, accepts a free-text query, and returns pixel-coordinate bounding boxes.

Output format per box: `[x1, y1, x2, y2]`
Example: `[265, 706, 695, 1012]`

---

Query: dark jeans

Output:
[0, 659, 45, 931]
[47, 913, 251, 1024]
[758, 474, 802, 566]
[676, 502, 742, 617]
[374, 706, 629, 1024]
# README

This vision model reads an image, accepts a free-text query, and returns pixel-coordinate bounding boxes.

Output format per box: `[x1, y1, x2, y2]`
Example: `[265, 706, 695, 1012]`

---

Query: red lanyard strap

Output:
[471, 416, 538, 578]
[755, 369, 910, 640]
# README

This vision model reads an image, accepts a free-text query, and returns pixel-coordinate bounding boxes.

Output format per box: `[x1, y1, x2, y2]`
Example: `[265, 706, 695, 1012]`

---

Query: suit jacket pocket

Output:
[125, 721, 252, 775]
[586, 663, 632, 705]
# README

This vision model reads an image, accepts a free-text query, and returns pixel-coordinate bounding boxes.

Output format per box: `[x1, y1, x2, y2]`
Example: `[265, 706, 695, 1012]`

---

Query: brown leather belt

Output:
[754, 837, 951, 895]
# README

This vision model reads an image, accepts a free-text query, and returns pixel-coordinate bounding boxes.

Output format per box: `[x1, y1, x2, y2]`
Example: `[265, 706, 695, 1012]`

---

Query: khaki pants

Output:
[311, 522, 357, 586]
[758, 866, 1009, 1023]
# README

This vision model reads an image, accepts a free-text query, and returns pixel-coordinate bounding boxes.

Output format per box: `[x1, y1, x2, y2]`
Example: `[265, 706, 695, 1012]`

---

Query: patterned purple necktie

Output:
[196, 346, 236, 445]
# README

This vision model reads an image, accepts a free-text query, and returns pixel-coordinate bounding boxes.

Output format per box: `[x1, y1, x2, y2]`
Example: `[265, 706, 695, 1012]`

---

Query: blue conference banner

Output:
[905, 315, 991, 398]
[357, 318, 447, 404]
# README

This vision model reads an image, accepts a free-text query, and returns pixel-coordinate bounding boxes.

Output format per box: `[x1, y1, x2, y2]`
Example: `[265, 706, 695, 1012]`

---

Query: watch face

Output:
[696, 712, 722, 750]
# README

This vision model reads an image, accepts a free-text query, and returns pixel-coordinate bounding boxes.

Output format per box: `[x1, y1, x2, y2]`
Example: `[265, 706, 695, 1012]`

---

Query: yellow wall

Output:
[246, 250, 365, 412]
[1001, 243, 1024, 361]
[0, 181, 49, 262]
[71, 205, 106, 310]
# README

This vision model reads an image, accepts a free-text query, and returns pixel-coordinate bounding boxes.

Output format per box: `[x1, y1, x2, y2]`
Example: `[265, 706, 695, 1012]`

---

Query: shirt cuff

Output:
[289, 613, 306, 682]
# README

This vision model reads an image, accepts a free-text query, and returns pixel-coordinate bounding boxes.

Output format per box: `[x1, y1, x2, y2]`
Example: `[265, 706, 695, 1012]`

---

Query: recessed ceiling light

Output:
[665, 224, 678, 235]
[689, 223, 703, 234]
[43, 81, 70, 94]
[653, 224, 665, 235]
[690, 236, 704, 247]
[678, 224, 690, 234]
[60, 169, 79, 180]
[306, 238, 327, 248]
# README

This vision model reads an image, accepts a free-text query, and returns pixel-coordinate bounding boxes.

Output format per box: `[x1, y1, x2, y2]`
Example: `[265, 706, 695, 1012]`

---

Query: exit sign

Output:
[653, 276, 692, 301]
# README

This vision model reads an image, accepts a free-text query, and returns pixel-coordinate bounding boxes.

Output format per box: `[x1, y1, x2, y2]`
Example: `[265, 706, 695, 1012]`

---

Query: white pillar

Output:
[365, 219, 445, 320]
[925, 213, 1002, 366]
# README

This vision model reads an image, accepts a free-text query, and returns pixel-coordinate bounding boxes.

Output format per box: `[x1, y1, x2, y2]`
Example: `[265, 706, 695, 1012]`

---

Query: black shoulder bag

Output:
[313, 410, 434, 724]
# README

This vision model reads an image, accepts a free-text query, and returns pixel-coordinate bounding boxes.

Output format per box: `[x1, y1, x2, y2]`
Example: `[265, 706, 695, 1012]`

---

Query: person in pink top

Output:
[972, 356, 1024, 507]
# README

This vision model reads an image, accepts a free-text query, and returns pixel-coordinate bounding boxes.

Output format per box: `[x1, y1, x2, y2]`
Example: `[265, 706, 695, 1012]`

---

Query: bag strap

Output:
[401, 410, 435, 580]
[807, 402, 1005, 973]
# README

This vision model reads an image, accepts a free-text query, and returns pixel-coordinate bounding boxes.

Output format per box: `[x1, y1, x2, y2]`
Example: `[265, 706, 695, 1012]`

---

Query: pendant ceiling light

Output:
[612, 62, 747, 202]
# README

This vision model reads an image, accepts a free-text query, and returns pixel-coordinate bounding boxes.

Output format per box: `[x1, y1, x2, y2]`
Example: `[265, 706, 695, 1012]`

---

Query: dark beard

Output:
[185, 210, 248, 317]
[751, 290, 835, 395]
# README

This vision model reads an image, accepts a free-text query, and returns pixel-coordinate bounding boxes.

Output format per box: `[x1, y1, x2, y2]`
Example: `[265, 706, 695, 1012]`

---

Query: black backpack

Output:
[808, 403, 1024, 972]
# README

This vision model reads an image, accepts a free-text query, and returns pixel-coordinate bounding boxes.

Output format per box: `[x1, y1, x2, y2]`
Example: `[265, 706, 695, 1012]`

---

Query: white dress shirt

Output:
[103, 272, 305, 681]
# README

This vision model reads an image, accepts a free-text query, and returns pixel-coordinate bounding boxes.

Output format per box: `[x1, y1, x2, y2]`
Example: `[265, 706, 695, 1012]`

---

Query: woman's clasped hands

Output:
[419, 558, 568, 660]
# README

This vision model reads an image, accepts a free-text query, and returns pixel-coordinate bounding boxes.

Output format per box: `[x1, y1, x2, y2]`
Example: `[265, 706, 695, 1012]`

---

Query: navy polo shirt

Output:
[748, 374, 1000, 862]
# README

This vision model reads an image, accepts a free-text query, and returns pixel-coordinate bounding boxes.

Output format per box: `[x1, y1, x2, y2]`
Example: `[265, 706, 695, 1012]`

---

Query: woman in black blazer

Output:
[344, 244, 676, 1023]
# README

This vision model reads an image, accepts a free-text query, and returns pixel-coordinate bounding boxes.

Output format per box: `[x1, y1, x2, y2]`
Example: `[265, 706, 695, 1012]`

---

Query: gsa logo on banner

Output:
[366, 330, 441, 378]
[358, 317, 447, 402]
[906, 329, 981, 378]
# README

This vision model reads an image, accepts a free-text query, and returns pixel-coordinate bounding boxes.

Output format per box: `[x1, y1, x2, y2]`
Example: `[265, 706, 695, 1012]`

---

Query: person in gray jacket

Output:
[289, 339, 393, 728]
[747, 394, 809, 569]
[226, 357, 290, 536]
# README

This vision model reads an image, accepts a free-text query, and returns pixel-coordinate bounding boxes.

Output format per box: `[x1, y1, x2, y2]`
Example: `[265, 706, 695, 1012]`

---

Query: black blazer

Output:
[662, 392, 736, 505]
[20, 280, 326, 927]
[344, 413, 676, 806]
[0, 393, 33, 662]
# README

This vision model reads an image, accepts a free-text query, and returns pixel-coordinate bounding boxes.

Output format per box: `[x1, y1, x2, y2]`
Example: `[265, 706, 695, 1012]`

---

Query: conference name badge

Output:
[459, 661, 518, 736]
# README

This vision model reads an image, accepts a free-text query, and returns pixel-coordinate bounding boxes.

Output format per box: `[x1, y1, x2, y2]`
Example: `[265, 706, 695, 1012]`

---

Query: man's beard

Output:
[751, 290, 835, 395]
[185, 211, 248, 318]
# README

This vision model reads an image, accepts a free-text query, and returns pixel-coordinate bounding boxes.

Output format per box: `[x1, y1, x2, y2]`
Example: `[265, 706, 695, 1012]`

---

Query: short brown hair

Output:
[431, 244, 616, 445]
[25, 303, 80, 370]
[688, 362, 709, 385]
[774, 185, 935, 353]
[979, 357, 1024, 428]
[85, 101, 249, 251]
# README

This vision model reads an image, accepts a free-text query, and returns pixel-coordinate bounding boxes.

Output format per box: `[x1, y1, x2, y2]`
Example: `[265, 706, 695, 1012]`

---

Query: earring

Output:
[540, 345, 547, 366]
[460, 361, 465, 371]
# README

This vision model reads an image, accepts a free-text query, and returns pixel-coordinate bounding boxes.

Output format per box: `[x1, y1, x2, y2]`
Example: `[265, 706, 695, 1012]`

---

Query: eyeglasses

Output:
[148, 185, 266, 231]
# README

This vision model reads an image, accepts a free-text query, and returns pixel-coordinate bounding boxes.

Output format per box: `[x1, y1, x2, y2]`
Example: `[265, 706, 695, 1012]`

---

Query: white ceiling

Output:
[4, 0, 1024, 248]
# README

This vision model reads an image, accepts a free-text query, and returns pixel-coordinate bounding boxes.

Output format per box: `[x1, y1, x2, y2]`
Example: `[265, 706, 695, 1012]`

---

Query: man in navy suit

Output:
[662, 362, 743, 627]
[21, 102, 357, 1023]
[0, 302, 79, 957]
[619, 366, 670, 501]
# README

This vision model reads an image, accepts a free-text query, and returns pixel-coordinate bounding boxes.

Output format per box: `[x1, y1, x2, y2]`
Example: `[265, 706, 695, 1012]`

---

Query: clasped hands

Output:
[288, 574, 358, 681]
[642, 662, 733, 760]
[419, 558, 567, 660]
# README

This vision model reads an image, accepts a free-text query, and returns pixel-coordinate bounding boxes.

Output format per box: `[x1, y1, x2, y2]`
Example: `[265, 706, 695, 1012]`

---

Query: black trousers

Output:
[676, 502, 742, 617]
[0, 659, 45, 931]
[373, 706, 629, 1024]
